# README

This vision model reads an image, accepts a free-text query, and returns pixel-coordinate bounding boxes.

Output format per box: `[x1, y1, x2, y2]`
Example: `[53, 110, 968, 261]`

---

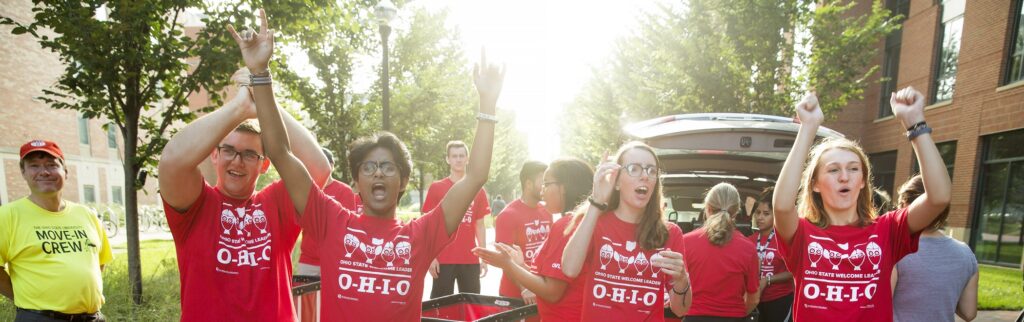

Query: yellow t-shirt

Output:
[0, 198, 113, 313]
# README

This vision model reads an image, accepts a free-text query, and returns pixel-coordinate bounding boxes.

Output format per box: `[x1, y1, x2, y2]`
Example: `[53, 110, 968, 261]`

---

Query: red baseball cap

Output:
[20, 139, 65, 161]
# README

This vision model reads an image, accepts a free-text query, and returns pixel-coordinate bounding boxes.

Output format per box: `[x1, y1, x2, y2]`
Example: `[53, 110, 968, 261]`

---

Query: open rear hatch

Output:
[625, 113, 844, 233]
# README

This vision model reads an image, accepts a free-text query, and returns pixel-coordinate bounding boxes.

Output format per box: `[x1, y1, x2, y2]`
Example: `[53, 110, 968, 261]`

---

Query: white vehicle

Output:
[625, 113, 845, 235]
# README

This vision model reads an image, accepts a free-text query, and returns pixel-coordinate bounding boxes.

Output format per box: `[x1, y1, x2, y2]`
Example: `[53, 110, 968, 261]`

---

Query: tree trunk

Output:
[418, 167, 425, 215]
[124, 118, 143, 305]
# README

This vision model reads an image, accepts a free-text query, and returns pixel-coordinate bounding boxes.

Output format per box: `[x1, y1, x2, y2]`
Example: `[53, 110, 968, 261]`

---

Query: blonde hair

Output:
[703, 182, 741, 246]
[605, 141, 669, 250]
[798, 137, 877, 228]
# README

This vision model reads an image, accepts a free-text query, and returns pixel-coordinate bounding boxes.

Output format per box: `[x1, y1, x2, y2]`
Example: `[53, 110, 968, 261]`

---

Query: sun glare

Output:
[419, 0, 657, 162]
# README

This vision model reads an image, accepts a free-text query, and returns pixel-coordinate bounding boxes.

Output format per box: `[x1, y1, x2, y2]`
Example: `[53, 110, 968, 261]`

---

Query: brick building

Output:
[831, 0, 1024, 268]
[0, 1, 208, 209]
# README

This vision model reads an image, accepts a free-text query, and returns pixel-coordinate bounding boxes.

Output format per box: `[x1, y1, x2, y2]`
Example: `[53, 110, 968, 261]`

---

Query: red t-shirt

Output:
[422, 178, 490, 264]
[163, 181, 300, 322]
[777, 208, 920, 322]
[682, 229, 759, 317]
[579, 213, 686, 322]
[532, 214, 585, 322]
[301, 185, 456, 321]
[353, 194, 364, 214]
[494, 199, 552, 297]
[298, 179, 357, 266]
[748, 230, 794, 302]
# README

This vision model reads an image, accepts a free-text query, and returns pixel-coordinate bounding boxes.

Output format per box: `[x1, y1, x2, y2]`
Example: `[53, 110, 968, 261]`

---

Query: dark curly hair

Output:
[348, 132, 414, 197]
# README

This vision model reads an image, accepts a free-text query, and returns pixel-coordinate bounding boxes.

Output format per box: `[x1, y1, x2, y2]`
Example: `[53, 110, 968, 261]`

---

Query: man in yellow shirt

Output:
[0, 140, 112, 321]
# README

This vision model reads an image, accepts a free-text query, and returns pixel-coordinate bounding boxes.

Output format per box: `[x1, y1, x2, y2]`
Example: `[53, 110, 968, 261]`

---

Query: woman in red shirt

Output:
[679, 182, 759, 322]
[772, 88, 951, 322]
[474, 157, 594, 321]
[561, 142, 689, 321]
[749, 187, 794, 322]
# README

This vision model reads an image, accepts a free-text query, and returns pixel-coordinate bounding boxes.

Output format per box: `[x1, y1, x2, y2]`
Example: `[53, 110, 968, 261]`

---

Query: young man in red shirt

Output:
[494, 161, 551, 302]
[424, 140, 491, 297]
[234, 9, 506, 319]
[297, 147, 358, 277]
[159, 25, 332, 320]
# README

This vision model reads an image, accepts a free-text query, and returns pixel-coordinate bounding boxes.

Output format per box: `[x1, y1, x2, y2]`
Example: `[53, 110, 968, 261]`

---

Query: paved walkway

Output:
[961, 310, 1022, 322]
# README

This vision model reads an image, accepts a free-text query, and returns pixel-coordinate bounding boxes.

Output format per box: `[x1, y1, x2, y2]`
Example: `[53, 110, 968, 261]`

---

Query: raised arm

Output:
[159, 75, 254, 212]
[562, 161, 618, 278]
[438, 50, 504, 234]
[773, 93, 822, 243]
[891, 87, 951, 233]
[228, 9, 318, 215]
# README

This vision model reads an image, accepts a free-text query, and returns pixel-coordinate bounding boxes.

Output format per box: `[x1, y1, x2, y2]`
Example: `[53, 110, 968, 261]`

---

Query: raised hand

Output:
[227, 9, 274, 73]
[592, 151, 619, 206]
[890, 86, 926, 128]
[229, 68, 256, 119]
[794, 92, 823, 128]
[473, 48, 505, 114]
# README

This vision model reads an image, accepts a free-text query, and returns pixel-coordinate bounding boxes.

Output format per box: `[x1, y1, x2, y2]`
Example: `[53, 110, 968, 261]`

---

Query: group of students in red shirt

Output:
[155, 8, 952, 322]
[477, 89, 950, 322]
[476, 89, 951, 322]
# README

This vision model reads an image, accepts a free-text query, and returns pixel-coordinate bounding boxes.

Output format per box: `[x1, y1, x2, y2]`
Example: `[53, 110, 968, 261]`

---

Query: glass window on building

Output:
[933, 0, 965, 103]
[78, 114, 90, 145]
[111, 186, 123, 205]
[972, 129, 1024, 267]
[83, 184, 96, 203]
[879, 0, 911, 118]
[107, 126, 118, 149]
[1006, 0, 1024, 84]
[870, 151, 899, 198]
[911, 141, 957, 178]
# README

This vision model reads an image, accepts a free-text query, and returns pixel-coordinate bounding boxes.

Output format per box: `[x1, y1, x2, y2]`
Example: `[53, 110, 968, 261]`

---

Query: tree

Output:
[1, 0, 245, 303]
[267, 0, 378, 182]
[562, 0, 901, 158]
[485, 108, 529, 201]
[560, 67, 632, 165]
[359, 6, 479, 206]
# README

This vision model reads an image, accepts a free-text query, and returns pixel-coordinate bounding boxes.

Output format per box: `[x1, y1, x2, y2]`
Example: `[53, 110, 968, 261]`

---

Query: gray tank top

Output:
[893, 235, 977, 322]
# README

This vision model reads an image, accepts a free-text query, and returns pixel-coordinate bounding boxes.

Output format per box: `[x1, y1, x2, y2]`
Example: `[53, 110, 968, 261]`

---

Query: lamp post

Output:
[375, 0, 398, 131]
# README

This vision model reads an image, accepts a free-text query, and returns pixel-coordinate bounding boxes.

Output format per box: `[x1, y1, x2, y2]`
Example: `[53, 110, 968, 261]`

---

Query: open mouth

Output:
[227, 170, 246, 178]
[371, 183, 387, 200]
[838, 187, 852, 195]
[634, 186, 650, 196]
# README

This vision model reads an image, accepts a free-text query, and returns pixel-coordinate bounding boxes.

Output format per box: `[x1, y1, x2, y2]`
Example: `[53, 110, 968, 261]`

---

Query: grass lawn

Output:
[1, 240, 182, 321]
[974, 242, 1023, 266]
[978, 264, 1024, 310]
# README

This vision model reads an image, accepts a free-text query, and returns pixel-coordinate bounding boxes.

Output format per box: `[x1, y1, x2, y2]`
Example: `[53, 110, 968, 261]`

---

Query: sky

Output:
[280, 0, 660, 162]
[403, 0, 659, 162]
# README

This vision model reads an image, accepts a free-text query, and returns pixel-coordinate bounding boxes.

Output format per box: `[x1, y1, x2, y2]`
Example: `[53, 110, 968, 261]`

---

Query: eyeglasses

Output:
[623, 163, 659, 178]
[542, 181, 560, 189]
[217, 145, 264, 164]
[360, 161, 399, 177]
